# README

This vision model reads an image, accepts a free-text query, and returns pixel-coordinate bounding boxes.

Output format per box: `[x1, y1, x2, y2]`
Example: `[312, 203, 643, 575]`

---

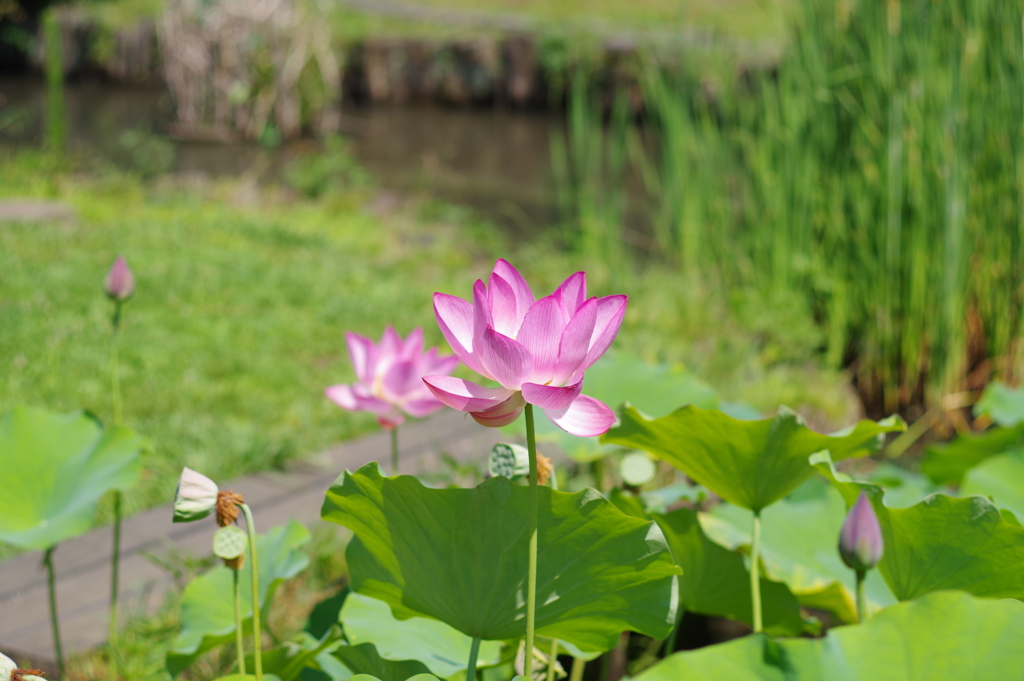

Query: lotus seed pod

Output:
[213, 525, 248, 560]
[173, 467, 219, 523]
[104, 255, 135, 301]
[839, 491, 884, 572]
[489, 443, 531, 479]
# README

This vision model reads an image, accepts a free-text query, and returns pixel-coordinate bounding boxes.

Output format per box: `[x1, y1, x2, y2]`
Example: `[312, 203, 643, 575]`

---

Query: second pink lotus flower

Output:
[424, 259, 627, 437]
[327, 326, 459, 428]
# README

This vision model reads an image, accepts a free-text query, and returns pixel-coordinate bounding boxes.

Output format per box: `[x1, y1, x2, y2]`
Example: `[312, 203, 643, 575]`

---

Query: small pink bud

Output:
[104, 255, 135, 301]
[839, 491, 884, 572]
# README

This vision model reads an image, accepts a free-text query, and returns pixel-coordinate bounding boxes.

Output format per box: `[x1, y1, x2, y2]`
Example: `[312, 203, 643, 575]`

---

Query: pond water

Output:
[0, 78, 562, 231]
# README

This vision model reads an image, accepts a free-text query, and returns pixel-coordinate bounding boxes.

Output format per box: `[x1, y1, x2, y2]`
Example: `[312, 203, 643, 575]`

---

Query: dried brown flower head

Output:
[216, 490, 245, 527]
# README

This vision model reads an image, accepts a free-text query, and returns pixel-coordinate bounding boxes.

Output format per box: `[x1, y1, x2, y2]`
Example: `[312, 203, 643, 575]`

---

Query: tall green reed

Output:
[560, 0, 1024, 414]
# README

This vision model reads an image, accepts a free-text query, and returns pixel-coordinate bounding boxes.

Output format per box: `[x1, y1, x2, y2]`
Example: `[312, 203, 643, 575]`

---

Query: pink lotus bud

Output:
[173, 467, 219, 523]
[104, 255, 135, 301]
[839, 491, 884, 572]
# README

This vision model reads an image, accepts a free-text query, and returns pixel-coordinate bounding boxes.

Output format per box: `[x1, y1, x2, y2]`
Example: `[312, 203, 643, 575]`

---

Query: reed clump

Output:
[560, 0, 1024, 417]
[158, 0, 341, 142]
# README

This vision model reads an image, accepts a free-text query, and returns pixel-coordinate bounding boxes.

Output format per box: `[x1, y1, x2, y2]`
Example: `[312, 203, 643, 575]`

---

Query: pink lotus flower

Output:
[326, 326, 459, 428]
[423, 259, 626, 437]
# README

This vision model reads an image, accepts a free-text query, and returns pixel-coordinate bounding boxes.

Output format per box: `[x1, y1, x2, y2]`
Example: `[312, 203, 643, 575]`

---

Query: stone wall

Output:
[31, 5, 640, 111]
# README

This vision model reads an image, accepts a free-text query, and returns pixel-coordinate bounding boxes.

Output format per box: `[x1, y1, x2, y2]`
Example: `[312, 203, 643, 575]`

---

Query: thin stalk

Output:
[234, 568, 246, 675]
[547, 639, 559, 681]
[45, 547, 65, 679]
[108, 299, 124, 681]
[111, 300, 123, 423]
[855, 569, 867, 623]
[108, 491, 122, 679]
[42, 8, 65, 155]
[664, 607, 685, 655]
[750, 512, 763, 633]
[569, 656, 585, 681]
[240, 503, 264, 681]
[524, 404, 539, 679]
[466, 636, 481, 681]
[390, 426, 399, 475]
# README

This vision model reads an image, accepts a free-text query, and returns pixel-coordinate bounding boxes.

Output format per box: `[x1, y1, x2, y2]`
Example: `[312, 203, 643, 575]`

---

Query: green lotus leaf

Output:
[633, 591, 1024, 680]
[603, 404, 904, 512]
[974, 381, 1024, 426]
[961, 451, 1024, 518]
[167, 521, 311, 677]
[0, 406, 144, 550]
[343, 675, 439, 681]
[812, 451, 1024, 601]
[652, 507, 808, 636]
[707, 489, 894, 623]
[321, 463, 680, 652]
[341, 592, 502, 678]
[332, 643, 433, 681]
[242, 628, 344, 681]
[211, 675, 282, 681]
[921, 424, 1024, 486]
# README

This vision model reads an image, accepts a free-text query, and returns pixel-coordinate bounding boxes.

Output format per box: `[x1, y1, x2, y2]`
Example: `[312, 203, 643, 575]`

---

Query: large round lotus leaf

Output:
[652, 508, 808, 636]
[633, 591, 1024, 680]
[921, 424, 1024, 486]
[167, 521, 311, 677]
[603, 404, 904, 512]
[812, 451, 1024, 601]
[321, 463, 680, 652]
[961, 451, 1024, 518]
[974, 381, 1024, 427]
[0, 406, 143, 550]
[707, 489, 895, 623]
[341, 592, 502, 678]
[332, 643, 433, 681]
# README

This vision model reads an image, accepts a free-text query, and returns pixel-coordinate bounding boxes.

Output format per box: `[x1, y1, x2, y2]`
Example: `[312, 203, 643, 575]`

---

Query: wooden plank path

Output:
[0, 411, 506, 675]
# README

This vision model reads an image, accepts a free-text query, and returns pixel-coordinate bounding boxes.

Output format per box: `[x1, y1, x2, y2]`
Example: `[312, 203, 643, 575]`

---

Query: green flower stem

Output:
[466, 636, 481, 681]
[234, 567, 246, 675]
[750, 511, 763, 633]
[856, 569, 867, 623]
[390, 426, 399, 475]
[524, 403, 539, 679]
[547, 638, 560, 681]
[240, 503, 264, 681]
[45, 546, 65, 679]
[664, 606, 685, 655]
[592, 458, 606, 494]
[109, 300, 123, 681]
[569, 656, 585, 681]
[111, 300, 123, 423]
[108, 490, 122, 679]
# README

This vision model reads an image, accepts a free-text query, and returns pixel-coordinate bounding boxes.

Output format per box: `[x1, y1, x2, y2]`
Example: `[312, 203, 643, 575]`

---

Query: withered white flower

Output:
[173, 467, 219, 523]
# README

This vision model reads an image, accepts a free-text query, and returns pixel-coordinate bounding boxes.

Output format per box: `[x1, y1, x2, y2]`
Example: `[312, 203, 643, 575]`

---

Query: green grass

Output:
[0, 151, 505, 520]
[383, 0, 794, 40]
[0, 149, 852, 523]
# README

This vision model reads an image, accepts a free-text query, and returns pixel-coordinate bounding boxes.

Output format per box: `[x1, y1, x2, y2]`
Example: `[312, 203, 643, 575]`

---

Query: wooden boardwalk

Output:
[0, 411, 505, 676]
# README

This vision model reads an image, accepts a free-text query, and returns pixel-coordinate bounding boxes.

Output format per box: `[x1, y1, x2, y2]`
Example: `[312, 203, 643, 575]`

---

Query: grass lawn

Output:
[0, 149, 853, 522]
[378, 0, 795, 40]
[0, 151, 507, 521]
